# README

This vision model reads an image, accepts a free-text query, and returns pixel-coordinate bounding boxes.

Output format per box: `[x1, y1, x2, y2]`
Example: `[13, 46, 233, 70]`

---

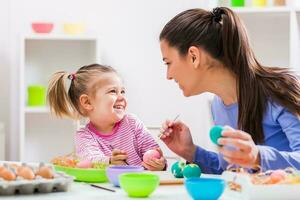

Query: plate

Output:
[54, 165, 108, 183]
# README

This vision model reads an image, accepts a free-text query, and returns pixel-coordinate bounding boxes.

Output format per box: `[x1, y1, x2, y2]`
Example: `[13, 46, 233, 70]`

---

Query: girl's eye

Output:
[121, 90, 126, 94]
[110, 90, 117, 93]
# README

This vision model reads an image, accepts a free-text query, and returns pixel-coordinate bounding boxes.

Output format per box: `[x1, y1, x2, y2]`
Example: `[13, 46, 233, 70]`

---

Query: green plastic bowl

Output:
[54, 165, 108, 183]
[119, 173, 159, 197]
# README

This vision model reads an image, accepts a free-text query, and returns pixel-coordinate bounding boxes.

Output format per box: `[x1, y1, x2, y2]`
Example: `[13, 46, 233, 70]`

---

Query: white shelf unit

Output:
[19, 35, 99, 162]
[227, 7, 300, 71]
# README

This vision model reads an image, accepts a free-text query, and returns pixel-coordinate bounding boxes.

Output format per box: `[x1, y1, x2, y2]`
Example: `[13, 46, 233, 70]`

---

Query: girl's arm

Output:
[129, 114, 166, 170]
[75, 129, 110, 164]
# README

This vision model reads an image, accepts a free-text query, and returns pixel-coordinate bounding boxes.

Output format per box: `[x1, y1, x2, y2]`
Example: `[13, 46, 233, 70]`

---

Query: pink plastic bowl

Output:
[31, 23, 53, 34]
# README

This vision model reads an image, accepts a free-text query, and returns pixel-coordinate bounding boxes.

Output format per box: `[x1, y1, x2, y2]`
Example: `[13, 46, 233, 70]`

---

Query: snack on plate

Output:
[250, 168, 300, 185]
[51, 153, 108, 169]
[222, 166, 300, 200]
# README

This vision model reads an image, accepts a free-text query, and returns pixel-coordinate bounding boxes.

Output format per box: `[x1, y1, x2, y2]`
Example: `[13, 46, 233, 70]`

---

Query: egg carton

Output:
[222, 171, 300, 200]
[0, 162, 74, 195]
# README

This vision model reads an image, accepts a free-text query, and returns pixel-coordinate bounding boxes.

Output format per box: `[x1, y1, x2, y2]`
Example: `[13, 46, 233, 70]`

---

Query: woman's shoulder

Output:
[266, 100, 289, 121]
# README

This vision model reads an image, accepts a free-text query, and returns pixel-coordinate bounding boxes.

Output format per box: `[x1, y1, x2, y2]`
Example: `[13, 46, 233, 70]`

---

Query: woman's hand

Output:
[160, 120, 196, 162]
[218, 129, 260, 168]
[110, 149, 128, 165]
[142, 148, 167, 171]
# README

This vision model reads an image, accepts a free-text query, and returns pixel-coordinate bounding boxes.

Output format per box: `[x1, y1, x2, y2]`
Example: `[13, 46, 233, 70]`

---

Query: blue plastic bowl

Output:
[184, 177, 225, 200]
[106, 166, 144, 187]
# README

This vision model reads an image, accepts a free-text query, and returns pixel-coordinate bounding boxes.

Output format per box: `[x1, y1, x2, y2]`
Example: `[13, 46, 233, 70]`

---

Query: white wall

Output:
[6, 0, 215, 160]
[0, 0, 10, 160]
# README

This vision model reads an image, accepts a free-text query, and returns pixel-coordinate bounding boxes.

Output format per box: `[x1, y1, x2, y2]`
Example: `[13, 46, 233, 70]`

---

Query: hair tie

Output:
[68, 73, 76, 81]
[212, 7, 224, 23]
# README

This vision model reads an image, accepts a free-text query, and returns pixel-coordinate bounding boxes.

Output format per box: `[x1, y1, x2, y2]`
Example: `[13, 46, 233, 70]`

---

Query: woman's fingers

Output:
[218, 145, 247, 160]
[222, 130, 252, 141]
[218, 138, 251, 153]
[223, 156, 247, 166]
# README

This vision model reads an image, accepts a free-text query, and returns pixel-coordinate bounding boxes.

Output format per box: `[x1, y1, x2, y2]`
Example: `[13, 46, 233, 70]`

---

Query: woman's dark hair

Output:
[160, 7, 300, 144]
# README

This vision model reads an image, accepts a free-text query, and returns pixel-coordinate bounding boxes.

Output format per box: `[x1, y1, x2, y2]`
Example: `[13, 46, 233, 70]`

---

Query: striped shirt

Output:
[75, 114, 159, 166]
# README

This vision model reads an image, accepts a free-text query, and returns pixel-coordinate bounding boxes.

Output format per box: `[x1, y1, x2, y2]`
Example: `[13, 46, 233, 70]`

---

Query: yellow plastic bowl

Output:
[63, 23, 85, 34]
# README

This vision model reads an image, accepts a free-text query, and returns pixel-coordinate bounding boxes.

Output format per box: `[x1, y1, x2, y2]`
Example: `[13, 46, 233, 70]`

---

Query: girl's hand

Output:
[218, 129, 260, 168]
[142, 148, 167, 171]
[110, 149, 128, 165]
[160, 120, 196, 162]
[142, 157, 166, 171]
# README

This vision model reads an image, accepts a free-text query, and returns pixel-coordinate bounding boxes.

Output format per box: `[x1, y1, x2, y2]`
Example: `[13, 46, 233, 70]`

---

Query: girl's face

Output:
[88, 72, 127, 124]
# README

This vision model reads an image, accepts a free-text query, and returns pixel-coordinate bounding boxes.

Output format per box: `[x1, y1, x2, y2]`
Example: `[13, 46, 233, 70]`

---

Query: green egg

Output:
[183, 164, 201, 178]
[171, 161, 185, 178]
[210, 125, 224, 145]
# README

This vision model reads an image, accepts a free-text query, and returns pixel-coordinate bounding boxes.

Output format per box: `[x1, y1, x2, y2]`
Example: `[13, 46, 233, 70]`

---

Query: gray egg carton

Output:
[0, 163, 74, 195]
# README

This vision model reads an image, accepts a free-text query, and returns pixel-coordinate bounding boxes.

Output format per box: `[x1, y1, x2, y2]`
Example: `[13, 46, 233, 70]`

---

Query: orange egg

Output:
[17, 166, 35, 180]
[0, 167, 16, 181]
[36, 166, 54, 179]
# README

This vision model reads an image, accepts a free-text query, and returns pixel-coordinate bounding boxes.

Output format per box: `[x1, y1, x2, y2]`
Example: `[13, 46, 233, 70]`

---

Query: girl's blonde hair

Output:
[47, 63, 117, 119]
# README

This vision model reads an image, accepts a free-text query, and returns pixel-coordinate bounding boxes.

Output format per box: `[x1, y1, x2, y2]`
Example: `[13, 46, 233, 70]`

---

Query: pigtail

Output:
[47, 71, 78, 119]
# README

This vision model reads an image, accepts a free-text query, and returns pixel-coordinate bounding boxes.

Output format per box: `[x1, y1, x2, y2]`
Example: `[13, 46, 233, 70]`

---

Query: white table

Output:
[0, 172, 235, 200]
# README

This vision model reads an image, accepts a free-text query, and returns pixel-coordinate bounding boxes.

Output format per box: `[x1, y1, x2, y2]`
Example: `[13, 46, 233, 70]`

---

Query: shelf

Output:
[25, 106, 49, 113]
[23, 34, 98, 41]
[232, 7, 292, 13]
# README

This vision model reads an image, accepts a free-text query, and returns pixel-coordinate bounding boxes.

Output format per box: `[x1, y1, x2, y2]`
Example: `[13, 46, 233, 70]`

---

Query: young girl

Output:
[47, 64, 166, 171]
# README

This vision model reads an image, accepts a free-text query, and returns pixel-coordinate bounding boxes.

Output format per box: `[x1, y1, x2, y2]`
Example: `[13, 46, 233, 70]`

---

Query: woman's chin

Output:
[182, 89, 192, 97]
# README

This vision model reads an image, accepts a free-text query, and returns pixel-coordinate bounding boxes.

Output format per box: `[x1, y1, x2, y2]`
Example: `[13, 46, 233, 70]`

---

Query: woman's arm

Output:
[193, 146, 225, 174]
[258, 107, 300, 171]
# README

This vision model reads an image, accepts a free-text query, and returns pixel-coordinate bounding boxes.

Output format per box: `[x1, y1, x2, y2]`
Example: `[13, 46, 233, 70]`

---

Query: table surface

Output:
[0, 171, 237, 200]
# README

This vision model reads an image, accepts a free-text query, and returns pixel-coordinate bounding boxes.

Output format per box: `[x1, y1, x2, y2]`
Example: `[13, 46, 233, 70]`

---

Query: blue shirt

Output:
[193, 96, 300, 174]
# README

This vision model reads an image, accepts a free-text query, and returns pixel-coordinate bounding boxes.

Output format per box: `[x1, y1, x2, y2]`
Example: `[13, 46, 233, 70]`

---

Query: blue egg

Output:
[183, 164, 201, 178]
[171, 161, 185, 178]
[210, 125, 224, 145]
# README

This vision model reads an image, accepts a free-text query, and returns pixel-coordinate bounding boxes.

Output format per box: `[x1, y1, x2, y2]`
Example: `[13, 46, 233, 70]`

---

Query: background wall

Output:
[0, 0, 10, 160]
[4, 0, 215, 160]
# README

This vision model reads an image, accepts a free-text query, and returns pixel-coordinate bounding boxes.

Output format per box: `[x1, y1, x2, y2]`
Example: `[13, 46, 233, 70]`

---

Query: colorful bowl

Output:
[184, 177, 225, 200]
[31, 23, 53, 34]
[119, 173, 159, 197]
[63, 23, 85, 35]
[106, 165, 144, 187]
[54, 165, 108, 183]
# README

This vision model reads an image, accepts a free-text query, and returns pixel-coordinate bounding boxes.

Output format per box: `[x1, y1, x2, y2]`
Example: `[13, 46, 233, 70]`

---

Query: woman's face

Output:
[160, 40, 210, 97]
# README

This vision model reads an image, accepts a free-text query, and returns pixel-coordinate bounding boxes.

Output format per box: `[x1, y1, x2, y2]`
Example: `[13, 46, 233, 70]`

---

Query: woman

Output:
[159, 7, 300, 174]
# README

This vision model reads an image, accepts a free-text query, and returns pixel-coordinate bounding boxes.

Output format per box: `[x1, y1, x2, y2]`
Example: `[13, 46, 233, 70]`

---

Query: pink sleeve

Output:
[75, 128, 110, 164]
[128, 114, 159, 157]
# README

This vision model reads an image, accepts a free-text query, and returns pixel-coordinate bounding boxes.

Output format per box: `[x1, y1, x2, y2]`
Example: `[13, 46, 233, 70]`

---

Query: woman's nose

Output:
[166, 68, 173, 80]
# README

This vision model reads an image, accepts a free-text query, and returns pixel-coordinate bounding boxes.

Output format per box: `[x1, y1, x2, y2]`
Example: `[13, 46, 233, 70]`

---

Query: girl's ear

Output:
[79, 94, 93, 111]
[188, 46, 201, 69]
